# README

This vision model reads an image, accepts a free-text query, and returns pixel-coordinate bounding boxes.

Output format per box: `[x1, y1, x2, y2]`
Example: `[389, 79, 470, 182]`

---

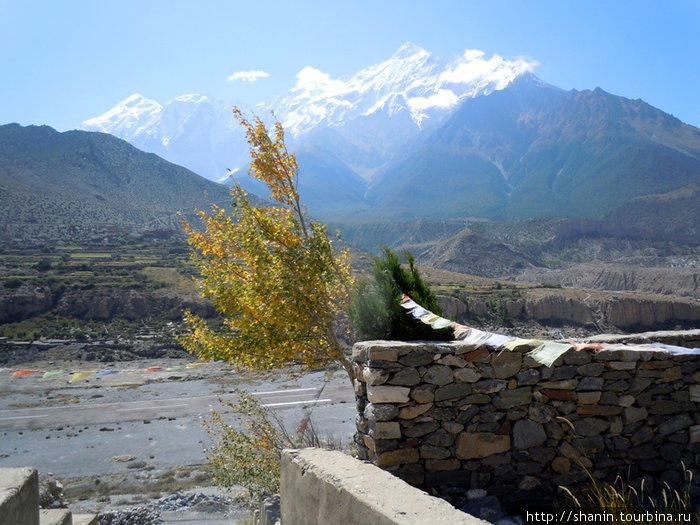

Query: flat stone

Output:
[541, 388, 576, 401]
[512, 419, 546, 449]
[608, 361, 637, 371]
[551, 456, 571, 474]
[363, 367, 389, 385]
[515, 368, 539, 385]
[473, 379, 508, 393]
[623, 406, 648, 424]
[437, 355, 467, 367]
[456, 432, 511, 459]
[573, 417, 609, 437]
[631, 426, 654, 445]
[423, 365, 454, 385]
[370, 421, 401, 439]
[398, 403, 433, 420]
[420, 445, 451, 459]
[576, 391, 602, 405]
[376, 448, 419, 467]
[352, 341, 399, 362]
[551, 365, 578, 381]
[435, 383, 472, 401]
[608, 417, 623, 435]
[410, 384, 435, 403]
[462, 348, 490, 362]
[577, 362, 604, 376]
[442, 421, 464, 434]
[399, 350, 435, 367]
[563, 350, 592, 365]
[648, 400, 690, 415]
[490, 350, 522, 379]
[661, 366, 682, 382]
[454, 367, 482, 383]
[690, 425, 700, 444]
[364, 403, 399, 421]
[494, 387, 532, 409]
[424, 430, 454, 447]
[461, 393, 491, 404]
[519, 476, 541, 490]
[425, 458, 461, 472]
[528, 402, 556, 424]
[539, 379, 579, 390]
[576, 405, 623, 416]
[617, 394, 636, 407]
[402, 421, 440, 438]
[577, 376, 605, 391]
[558, 441, 584, 462]
[367, 385, 410, 404]
[388, 367, 421, 386]
[658, 414, 693, 436]
[639, 360, 674, 369]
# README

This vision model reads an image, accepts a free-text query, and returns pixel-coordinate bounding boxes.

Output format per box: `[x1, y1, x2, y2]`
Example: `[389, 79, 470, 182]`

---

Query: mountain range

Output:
[0, 123, 238, 245]
[80, 43, 700, 242]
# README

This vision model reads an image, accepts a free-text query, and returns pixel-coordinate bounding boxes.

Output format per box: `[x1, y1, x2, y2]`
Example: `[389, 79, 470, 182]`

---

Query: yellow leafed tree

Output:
[181, 109, 355, 380]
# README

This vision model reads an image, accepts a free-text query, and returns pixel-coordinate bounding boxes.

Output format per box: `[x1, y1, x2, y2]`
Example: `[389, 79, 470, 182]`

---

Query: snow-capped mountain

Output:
[81, 43, 536, 182]
[276, 42, 535, 137]
[83, 93, 248, 183]
[79, 42, 700, 235]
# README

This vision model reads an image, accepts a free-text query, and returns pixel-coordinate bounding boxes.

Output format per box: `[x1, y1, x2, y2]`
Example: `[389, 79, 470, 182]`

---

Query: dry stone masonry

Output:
[352, 332, 700, 508]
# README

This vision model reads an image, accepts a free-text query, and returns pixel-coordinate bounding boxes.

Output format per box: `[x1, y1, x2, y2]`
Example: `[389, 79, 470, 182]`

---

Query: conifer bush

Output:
[349, 247, 453, 341]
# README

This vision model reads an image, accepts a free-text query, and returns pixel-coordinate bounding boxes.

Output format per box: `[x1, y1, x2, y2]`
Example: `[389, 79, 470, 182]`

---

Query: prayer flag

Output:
[41, 370, 67, 380]
[95, 370, 118, 378]
[69, 371, 95, 383]
[430, 317, 454, 330]
[527, 342, 573, 366]
[12, 369, 40, 379]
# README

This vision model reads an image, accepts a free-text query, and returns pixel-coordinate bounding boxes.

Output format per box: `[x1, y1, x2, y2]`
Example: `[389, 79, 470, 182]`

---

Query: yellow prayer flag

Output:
[68, 371, 95, 383]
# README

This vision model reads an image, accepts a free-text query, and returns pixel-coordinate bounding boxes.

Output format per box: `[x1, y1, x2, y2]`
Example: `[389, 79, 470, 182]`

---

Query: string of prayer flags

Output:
[1, 360, 234, 383]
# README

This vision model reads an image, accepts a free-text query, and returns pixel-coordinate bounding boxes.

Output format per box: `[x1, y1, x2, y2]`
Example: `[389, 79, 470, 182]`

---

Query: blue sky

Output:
[2, 0, 699, 131]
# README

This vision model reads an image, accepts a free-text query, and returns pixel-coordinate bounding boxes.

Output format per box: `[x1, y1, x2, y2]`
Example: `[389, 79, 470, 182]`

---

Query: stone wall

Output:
[352, 331, 700, 509]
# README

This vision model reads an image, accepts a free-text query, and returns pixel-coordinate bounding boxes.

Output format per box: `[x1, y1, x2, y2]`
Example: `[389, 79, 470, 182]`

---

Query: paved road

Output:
[0, 384, 352, 431]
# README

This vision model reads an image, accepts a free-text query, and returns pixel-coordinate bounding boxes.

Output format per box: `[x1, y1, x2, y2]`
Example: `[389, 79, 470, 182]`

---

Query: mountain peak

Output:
[391, 42, 429, 60]
[82, 94, 162, 137]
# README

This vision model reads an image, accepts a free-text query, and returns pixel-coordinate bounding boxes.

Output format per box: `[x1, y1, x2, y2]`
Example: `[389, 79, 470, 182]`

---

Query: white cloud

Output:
[408, 89, 459, 111]
[294, 67, 347, 96]
[227, 70, 270, 82]
[440, 50, 537, 86]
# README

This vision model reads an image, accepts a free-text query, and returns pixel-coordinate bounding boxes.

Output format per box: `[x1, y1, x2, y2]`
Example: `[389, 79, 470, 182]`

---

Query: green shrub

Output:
[4, 278, 23, 289]
[349, 247, 453, 341]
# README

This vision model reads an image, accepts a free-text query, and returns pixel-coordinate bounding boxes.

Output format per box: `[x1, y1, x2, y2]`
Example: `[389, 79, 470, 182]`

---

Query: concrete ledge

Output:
[280, 448, 487, 525]
[40, 508, 71, 525]
[72, 514, 99, 525]
[0, 467, 40, 525]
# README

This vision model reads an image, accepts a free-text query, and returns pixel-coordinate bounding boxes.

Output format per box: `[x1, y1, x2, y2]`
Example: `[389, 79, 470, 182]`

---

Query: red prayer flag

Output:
[12, 369, 40, 379]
